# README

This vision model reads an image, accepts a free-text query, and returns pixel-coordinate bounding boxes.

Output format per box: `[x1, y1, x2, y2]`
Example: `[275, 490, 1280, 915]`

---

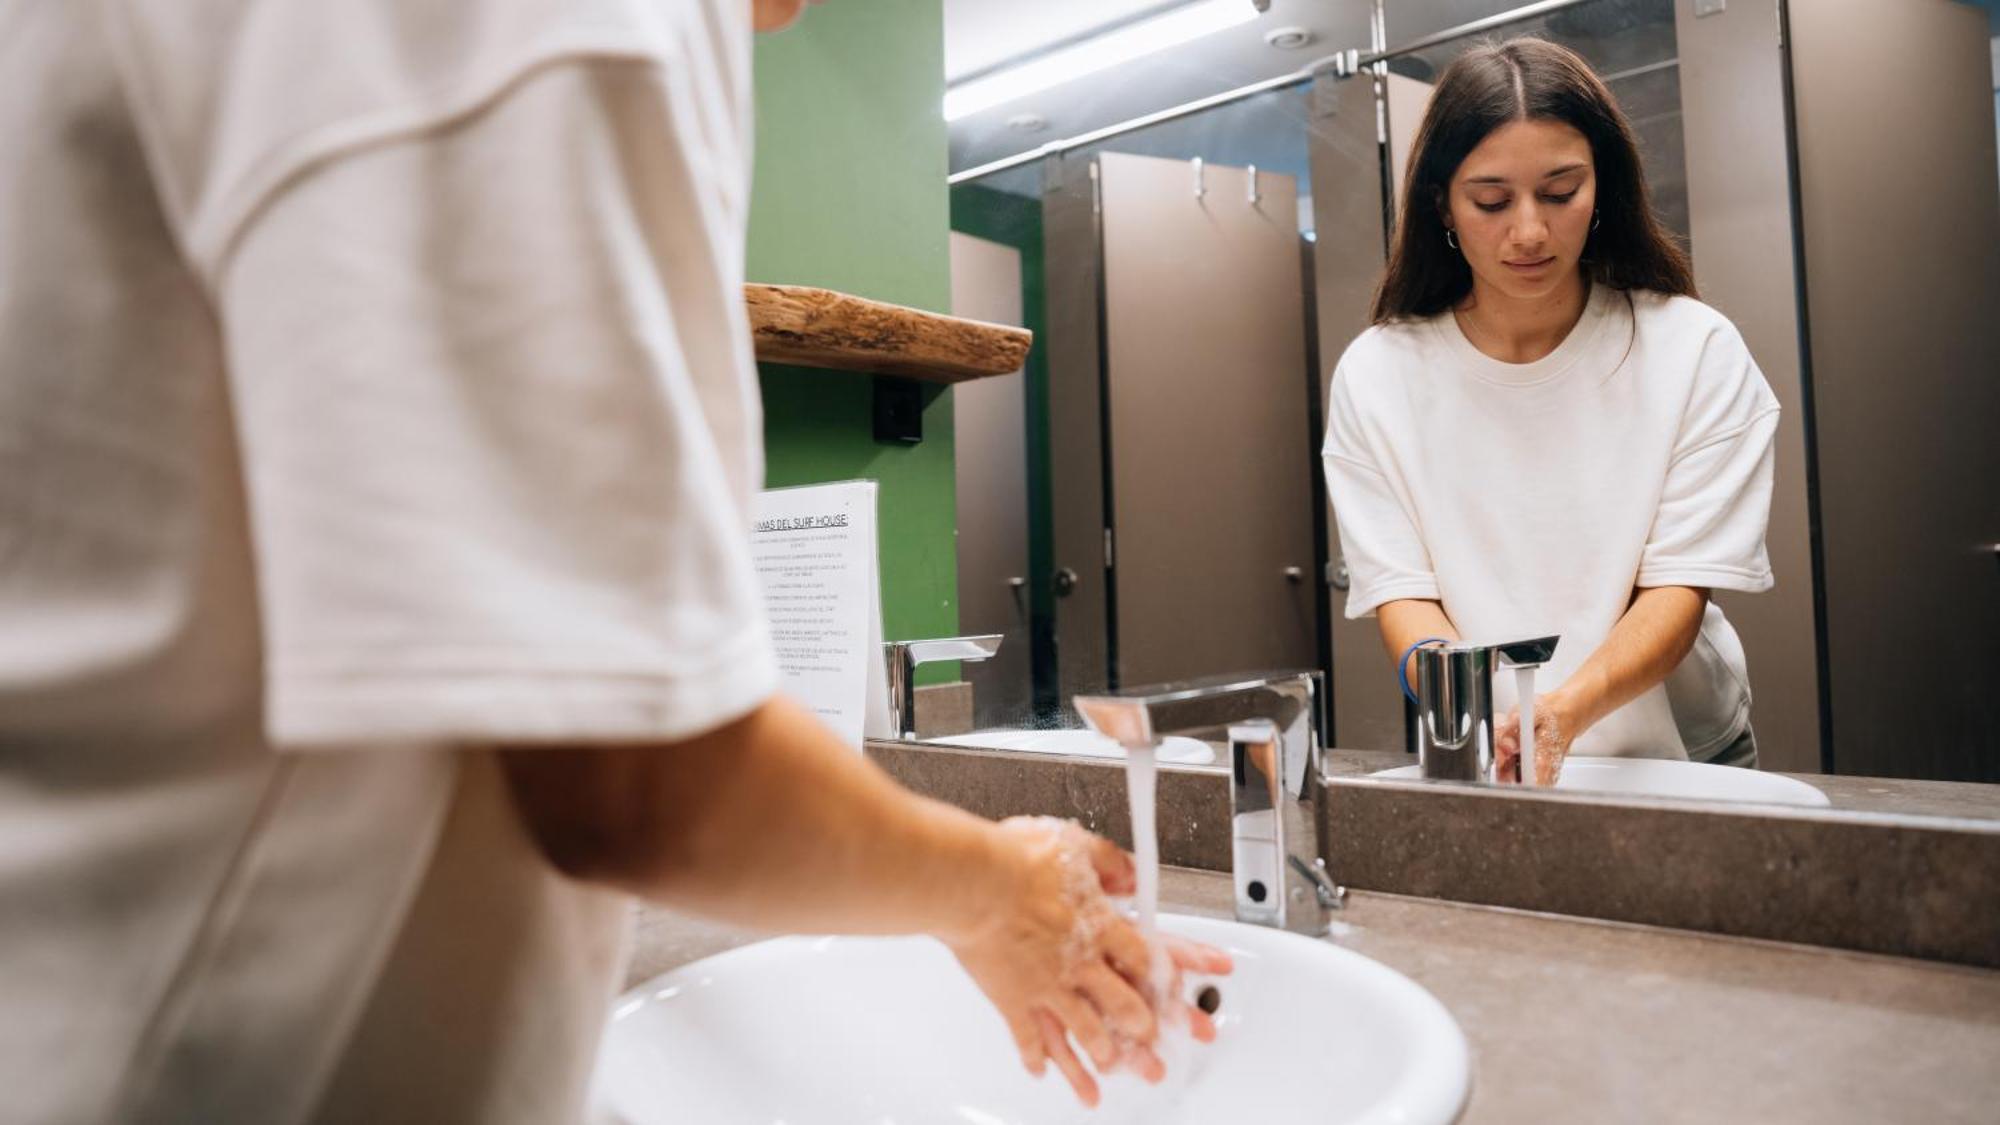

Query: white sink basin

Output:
[931, 728, 1218, 765]
[592, 913, 1469, 1124]
[1374, 756, 1830, 807]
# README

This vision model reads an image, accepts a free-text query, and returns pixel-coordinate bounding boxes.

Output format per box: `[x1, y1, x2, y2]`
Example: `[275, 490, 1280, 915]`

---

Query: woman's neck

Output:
[1453, 271, 1591, 364]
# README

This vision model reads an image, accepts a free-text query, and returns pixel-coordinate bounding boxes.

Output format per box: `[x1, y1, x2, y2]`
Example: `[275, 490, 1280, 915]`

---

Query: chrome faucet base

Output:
[1413, 636, 1559, 782]
[1074, 671, 1342, 936]
[882, 635, 1002, 740]
[1228, 718, 1345, 935]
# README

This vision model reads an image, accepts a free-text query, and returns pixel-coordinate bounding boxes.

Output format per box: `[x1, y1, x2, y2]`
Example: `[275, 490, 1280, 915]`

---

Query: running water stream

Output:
[1124, 743, 1159, 938]
[1121, 740, 1180, 1027]
[1516, 665, 1538, 785]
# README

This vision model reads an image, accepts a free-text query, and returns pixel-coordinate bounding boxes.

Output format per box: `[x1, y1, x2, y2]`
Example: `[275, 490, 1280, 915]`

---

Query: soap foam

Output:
[1006, 816, 1111, 968]
[1021, 742, 1193, 1089]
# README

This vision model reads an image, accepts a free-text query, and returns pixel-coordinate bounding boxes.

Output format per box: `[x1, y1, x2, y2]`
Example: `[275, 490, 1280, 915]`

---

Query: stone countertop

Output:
[626, 868, 2000, 1125]
[1806, 772, 2000, 822]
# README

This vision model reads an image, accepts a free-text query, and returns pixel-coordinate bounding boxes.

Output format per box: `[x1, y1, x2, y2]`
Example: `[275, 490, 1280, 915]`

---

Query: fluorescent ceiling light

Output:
[944, 0, 1258, 122]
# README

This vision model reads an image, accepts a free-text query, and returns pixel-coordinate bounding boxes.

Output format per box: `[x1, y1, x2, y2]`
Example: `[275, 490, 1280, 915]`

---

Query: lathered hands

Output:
[1495, 701, 1574, 786]
[943, 817, 1233, 1106]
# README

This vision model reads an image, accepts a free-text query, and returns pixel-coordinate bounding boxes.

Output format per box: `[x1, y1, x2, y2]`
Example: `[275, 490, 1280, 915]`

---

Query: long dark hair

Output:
[1371, 37, 1694, 323]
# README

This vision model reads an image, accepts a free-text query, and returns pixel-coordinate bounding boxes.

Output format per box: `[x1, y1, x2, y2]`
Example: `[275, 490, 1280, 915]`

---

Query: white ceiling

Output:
[943, 1, 1578, 176]
[944, 0, 1169, 80]
[945, 0, 1372, 174]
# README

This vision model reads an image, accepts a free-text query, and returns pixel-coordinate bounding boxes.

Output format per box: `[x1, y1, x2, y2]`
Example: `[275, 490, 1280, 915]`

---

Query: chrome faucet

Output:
[882, 634, 1002, 740]
[1412, 636, 1559, 781]
[1073, 671, 1346, 935]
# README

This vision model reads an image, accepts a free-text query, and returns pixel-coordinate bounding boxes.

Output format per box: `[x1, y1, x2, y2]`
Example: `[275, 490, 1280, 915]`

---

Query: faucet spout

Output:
[883, 635, 1002, 740]
[1413, 635, 1560, 781]
[1073, 671, 1343, 935]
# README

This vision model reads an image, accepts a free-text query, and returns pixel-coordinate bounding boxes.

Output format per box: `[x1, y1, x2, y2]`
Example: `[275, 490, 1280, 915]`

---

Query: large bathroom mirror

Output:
[926, 0, 2000, 823]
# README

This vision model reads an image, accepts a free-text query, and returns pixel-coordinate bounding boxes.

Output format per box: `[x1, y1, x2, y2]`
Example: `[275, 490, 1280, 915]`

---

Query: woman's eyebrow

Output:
[1463, 163, 1590, 186]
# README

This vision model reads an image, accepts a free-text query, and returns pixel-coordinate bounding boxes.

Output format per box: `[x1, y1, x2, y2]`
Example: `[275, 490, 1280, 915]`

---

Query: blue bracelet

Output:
[1398, 637, 1450, 705]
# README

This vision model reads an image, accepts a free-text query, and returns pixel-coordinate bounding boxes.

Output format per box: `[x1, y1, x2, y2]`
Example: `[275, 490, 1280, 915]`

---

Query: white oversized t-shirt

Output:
[0, 1, 777, 1121]
[1323, 283, 1779, 760]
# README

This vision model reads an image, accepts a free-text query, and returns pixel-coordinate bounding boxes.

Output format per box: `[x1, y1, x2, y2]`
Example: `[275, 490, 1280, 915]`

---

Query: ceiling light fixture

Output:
[1264, 26, 1314, 50]
[943, 0, 1260, 122]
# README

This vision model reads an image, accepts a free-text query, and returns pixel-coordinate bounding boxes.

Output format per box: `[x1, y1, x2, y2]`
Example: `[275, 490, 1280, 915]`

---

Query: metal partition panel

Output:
[1097, 152, 1320, 686]
[949, 233, 1034, 726]
[1671, 0, 1822, 773]
[1308, 69, 1403, 750]
[1789, 0, 2000, 780]
[1041, 157, 1112, 700]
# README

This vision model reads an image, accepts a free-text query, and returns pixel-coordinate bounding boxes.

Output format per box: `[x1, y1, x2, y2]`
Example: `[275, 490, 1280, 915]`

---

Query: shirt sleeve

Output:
[1322, 354, 1441, 619]
[1636, 318, 1781, 593]
[215, 59, 778, 750]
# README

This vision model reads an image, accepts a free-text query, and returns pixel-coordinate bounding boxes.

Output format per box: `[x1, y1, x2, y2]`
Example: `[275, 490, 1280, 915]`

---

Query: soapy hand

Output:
[945, 817, 1234, 1107]
[1495, 701, 1572, 786]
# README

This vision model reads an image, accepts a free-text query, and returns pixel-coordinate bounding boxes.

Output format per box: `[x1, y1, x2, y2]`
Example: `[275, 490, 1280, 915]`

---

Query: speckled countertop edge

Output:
[625, 867, 2000, 1125]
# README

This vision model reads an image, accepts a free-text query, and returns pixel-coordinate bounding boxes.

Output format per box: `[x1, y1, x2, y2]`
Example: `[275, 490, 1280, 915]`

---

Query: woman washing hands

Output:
[502, 700, 1232, 1111]
[1484, 586, 1715, 784]
[1326, 39, 1780, 777]
[955, 817, 1234, 1105]
[0, 0, 1230, 1117]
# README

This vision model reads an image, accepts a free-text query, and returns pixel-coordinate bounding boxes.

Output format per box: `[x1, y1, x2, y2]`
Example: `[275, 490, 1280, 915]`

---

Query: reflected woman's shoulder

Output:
[1630, 288, 1738, 338]
[1329, 325, 1399, 400]
[1337, 316, 1436, 371]
[1626, 291, 1767, 401]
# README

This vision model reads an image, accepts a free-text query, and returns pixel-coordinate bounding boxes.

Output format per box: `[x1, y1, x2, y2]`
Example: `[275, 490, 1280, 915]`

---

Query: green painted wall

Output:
[748, 1, 958, 678]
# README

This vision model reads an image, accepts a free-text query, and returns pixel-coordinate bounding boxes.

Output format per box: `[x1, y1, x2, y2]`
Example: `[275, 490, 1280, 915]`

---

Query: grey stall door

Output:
[1788, 0, 2000, 780]
[949, 232, 1034, 727]
[1096, 151, 1320, 687]
[1043, 157, 1113, 702]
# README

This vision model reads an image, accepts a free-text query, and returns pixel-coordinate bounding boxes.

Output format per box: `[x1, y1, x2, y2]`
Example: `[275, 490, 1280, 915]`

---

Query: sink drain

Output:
[1194, 984, 1222, 1015]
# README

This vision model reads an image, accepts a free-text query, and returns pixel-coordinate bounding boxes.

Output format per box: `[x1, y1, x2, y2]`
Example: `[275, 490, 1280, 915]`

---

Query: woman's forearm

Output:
[1549, 586, 1708, 735]
[497, 696, 1014, 944]
[1377, 599, 1461, 686]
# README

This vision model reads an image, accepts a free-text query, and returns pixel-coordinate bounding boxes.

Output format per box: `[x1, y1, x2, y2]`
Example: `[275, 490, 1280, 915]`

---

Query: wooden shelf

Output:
[745, 284, 1031, 383]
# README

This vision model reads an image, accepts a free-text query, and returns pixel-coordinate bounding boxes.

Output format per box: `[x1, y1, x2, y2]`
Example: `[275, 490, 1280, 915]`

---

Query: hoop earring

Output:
[1590, 210, 1601, 232]
[1445, 229, 1459, 250]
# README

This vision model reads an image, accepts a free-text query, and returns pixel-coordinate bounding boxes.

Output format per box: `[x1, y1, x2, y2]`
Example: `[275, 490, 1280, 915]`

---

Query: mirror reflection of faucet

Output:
[1407, 636, 1560, 784]
[881, 634, 1001, 741]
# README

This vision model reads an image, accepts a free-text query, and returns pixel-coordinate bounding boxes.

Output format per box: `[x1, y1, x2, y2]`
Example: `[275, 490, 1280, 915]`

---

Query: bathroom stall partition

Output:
[949, 231, 1036, 726]
[1782, 0, 2000, 781]
[1043, 151, 1323, 696]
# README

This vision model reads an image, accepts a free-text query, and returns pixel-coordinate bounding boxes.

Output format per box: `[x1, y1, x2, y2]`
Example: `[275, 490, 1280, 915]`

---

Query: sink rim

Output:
[598, 911, 1472, 1124]
[1371, 755, 1832, 807]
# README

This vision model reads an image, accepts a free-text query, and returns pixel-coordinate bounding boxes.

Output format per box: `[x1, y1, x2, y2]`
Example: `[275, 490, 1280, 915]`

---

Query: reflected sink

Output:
[1374, 757, 1831, 807]
[592, 913, 1470, 1124]
[931, 728, 1218, 765]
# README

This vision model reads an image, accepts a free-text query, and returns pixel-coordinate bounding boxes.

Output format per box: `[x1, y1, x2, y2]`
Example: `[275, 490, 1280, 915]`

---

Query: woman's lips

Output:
[1503, 256, 1557, 273]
